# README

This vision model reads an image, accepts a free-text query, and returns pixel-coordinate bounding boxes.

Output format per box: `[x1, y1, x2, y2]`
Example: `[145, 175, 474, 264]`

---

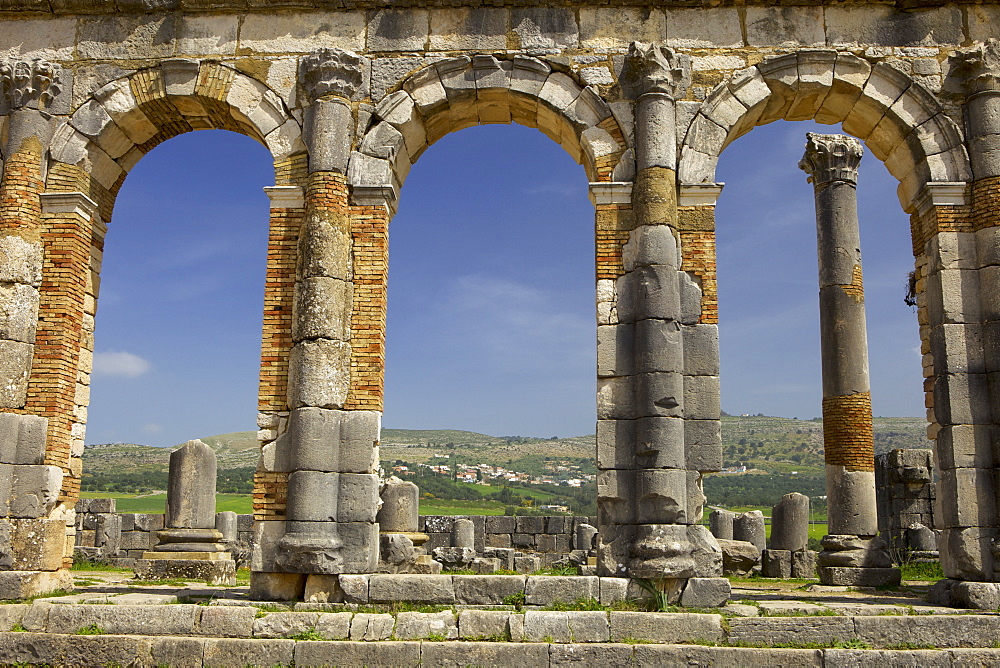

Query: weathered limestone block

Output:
[165, 440, 216, 530]
[292, 277, 352, 343]
[0, 341, 33, 409]
[617, 265, 681, 324]
[733, 511, 766, 552]
[770, 492, 809, 552]
[623, 225, 679, 271]
[606, 523, 721, 580]
[817, 535, 893, 569]
[682, 324, 719, 377]
[432, 546, 475, 570]
[597, 324, 633, 378]
[762, 549, 793, 578]
[0, 413, 46, 465]
[376, 476, 418, 533]
[709, 509, 734, 540]
[8, 465, 62, 519]
[634, 319, 683, 374]
[636, 468, 704, 524]
[0, 283, 38, 343]
[634, 416, 684, 469]
[679, 577, 731, 608]
[276, 520, 378, 575]
[635, 372, 683, 419]
[0, 237, 42, 288]
[133, 558, 235, 586]
[287, 339, 351, 409]
[0, 518, 65, 571]
[303, 99, 353, 173]
[717, 538, 760, 577]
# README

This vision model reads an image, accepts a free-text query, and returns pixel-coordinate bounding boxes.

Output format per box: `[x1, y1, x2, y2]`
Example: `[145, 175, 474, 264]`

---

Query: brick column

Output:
[800, 133, 898, 587]
[252, 48, 380, 601]
[595, 42, 725, 606]
[0, 59, 78, 599]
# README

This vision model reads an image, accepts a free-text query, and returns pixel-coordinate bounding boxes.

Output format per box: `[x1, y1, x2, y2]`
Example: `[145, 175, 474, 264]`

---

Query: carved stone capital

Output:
[0, 58, 61, 113]
[622, 42, 690, 99]
[799, 133, 863, 187]
[300, 48, 367, 102]
[954, 39, 1000, 96]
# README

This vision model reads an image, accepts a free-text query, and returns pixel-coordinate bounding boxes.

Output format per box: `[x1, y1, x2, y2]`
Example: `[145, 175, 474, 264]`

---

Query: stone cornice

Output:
[263, 186, 305, 209]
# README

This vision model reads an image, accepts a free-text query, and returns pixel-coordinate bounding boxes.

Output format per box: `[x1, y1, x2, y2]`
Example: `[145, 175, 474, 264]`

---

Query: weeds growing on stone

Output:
[899, 561, 945, 582]
[502, 592, 526, 610]
[355, 602, 451, 614]
[426, 633, 448, 642]
[832, 638, 872, 649]
[70, 558, 129, 572]
[289, 628, 325, 641]
[536, 566, 578, 576]
[75, 624, 105, 635]
[886, 642, 937, 650]
[10, 623, 27, 632]
[542, 597, 604, 611]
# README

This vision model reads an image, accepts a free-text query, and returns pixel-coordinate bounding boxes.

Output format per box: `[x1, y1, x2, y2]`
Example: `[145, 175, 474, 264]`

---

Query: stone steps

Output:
[2, 633, 1000, 667]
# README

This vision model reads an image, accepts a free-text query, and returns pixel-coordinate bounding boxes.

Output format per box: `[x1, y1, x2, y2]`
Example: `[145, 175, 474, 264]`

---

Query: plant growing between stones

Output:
[635, 579, 673, 612]
[10, 623, 27, 632]
[290, 627, 325, 641]
[832, 638, 872, 649]
[76, 624, 105, 635]
[502, 592, 525, 610]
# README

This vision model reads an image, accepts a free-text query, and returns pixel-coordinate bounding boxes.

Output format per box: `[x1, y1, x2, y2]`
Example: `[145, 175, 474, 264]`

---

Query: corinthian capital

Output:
[954, 39, 1000, 95]
[0, 58, 62, 112]
[622, 42, 690, 98]
[300, 48, 367, 102]
[799, 133, 864, 187]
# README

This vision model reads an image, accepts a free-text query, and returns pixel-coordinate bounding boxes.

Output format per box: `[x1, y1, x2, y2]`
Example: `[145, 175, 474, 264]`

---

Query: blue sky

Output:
[85, 118, 922, 447]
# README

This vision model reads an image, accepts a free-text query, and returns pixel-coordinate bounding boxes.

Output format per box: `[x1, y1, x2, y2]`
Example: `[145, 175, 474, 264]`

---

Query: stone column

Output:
[800, 133, 898, 587]
[137, 440, 235, 586]
[595, 42, 726, 607]
[0, 59, 78, 599]
[250, 48, 382, 602]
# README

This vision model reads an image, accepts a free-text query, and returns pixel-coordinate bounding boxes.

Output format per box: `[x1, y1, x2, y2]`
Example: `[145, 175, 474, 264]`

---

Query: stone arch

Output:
[45, 59, 304, 208]
[678, 50, 971, 213]
[347, 55, 629, 202]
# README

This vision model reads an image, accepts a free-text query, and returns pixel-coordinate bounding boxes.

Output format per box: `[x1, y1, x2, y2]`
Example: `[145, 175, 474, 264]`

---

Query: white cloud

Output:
[93, 351, 152, 378]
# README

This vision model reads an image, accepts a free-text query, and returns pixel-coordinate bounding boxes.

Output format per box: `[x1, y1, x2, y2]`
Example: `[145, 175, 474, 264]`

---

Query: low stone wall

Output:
[874, 449, 938, 560]
[73, 500, 254, 567]
[420, 515, 596, 557]
[73, 504, 592, 569]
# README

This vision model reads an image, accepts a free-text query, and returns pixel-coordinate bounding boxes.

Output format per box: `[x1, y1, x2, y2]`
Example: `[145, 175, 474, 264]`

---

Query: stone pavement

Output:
[0, 571, 997, 665]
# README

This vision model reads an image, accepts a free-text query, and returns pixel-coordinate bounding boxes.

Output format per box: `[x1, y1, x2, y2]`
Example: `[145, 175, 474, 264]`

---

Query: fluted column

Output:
[800, 133, 898, 587]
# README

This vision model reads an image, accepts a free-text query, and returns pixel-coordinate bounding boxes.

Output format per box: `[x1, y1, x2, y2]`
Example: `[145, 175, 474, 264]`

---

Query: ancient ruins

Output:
[0, 0, 998, 635]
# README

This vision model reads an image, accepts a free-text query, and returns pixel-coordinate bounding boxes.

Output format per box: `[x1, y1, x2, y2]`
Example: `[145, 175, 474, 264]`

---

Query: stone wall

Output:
[420, 515, 597, 558]
[875, 449, 939, 560]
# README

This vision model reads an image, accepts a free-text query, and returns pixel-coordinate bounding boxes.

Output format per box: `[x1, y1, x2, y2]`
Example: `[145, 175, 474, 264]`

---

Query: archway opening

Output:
[709, 118, 928, 530]
[84, 129, 273, 492]
[382, 123, 597, 516]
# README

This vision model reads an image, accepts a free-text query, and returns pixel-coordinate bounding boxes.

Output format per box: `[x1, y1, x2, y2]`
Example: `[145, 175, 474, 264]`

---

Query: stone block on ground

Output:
[762, 549, 793, 578]
[458, 610, 512, 640]
[818, 566, 900, 587]
[368, 574, 456, 604]
[453, 575, 525, 605]
[133, 558, 236, 586]
[523, 610, 609, 643]
[393, 610, 458, 640]
[609, 611, 724, 643]
[679, 577, 730, 608]
[198, 605, 256, 638]
[718, 538, 761, 576]
[525, 575, 599, 606]
[202, 638, 295, 668]
[293, 640, 421, 667]
[349, 612, 395, 641]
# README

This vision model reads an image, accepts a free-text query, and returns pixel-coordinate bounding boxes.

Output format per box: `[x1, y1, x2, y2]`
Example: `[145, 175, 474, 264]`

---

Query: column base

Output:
[0, 569, 73, 600]
[818, 566, 900, 587]
[133, 558, 236, 586]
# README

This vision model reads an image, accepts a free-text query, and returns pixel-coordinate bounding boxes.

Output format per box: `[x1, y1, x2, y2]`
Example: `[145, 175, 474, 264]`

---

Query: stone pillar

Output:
[0, 59, 77, 599]
[595, 43, 726, 607]
[709, 509, 734, 540]
[921, 40, 1000, 587]
[770, 493, 810, 552]
[800, 133, 898, 587]
[733, 510, 765, 552]
[137, 440, 235, 585]
[250, 48, 383, 601]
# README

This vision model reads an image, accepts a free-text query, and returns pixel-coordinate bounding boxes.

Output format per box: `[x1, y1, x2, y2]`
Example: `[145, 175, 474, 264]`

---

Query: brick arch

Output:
[45, 59, 304, 210]
[347, 55, 628, 199]
[678, 50, 971, 213]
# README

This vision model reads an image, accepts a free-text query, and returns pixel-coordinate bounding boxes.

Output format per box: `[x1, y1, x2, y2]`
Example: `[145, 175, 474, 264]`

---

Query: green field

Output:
[82, 492, 253, 514]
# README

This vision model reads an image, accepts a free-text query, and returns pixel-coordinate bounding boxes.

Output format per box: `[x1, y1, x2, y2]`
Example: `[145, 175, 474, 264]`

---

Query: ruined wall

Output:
[0, 0, 995, 596]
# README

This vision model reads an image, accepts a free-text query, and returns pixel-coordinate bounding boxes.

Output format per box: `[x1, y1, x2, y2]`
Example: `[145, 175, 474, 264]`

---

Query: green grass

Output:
[419, 499, 506, 516]
[80, 492, 252, 514]
[900, 560, 945, 581]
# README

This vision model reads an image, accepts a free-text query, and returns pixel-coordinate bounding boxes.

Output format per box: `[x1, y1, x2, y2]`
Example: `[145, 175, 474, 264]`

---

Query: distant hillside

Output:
[82, 416, 931, 493]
